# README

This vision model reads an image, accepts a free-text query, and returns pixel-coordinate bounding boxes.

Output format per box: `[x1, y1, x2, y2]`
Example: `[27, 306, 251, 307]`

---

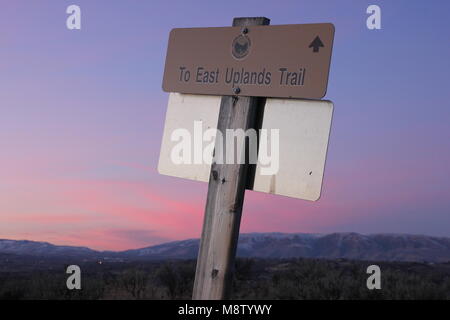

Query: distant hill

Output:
[0, 239, 98, 257]
[2, 232, 450, 263]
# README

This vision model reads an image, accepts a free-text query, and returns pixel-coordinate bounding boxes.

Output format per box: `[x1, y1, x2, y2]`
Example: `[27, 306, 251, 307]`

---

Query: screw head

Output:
[233, 87, 241, 94]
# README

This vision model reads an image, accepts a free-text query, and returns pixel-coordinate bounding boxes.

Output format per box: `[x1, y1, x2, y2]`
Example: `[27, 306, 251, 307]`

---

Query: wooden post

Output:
[192, 17, 270, 300]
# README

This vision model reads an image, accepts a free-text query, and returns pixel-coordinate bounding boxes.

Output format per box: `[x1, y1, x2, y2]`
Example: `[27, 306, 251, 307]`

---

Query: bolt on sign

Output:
[162, 23, 334, 99]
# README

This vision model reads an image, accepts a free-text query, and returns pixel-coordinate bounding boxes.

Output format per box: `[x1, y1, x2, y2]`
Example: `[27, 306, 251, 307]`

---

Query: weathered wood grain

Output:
[192, 17, 270, 300]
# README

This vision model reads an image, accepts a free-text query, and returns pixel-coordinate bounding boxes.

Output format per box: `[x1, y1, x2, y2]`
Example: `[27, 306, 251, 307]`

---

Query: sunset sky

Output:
[1, 0, 450, 250]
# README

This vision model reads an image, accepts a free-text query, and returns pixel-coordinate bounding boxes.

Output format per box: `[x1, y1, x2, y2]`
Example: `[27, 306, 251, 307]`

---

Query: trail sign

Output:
[163, 23, 334, 99]
[158, 17, 335, 300]
[158, 93, 333, 201]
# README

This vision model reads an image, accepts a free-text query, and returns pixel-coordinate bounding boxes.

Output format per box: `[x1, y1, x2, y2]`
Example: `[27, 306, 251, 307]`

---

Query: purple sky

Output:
[1, 0, 450, 250]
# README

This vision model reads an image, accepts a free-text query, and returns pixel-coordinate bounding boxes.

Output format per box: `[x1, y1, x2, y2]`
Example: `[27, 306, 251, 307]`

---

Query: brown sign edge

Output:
[161, 23, 336, 100]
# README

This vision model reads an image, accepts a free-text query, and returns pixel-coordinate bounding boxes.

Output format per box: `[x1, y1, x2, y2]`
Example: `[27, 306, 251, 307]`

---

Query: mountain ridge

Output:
[2, 232, 450, 262]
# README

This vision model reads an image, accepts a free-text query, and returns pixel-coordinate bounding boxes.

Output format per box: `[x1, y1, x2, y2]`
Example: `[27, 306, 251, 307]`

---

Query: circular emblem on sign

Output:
[231, 35, 251, 60]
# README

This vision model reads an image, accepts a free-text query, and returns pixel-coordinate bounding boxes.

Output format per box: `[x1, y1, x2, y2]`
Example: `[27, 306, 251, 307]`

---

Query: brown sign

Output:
[162, 23, 334, 99]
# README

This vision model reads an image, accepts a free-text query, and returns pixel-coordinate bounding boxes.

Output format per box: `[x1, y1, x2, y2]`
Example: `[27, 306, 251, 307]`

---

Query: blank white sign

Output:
[158, 93, 333, 201]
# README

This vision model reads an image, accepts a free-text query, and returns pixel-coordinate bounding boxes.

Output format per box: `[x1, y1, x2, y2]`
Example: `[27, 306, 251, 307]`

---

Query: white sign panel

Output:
[158, 93, 333, 201]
